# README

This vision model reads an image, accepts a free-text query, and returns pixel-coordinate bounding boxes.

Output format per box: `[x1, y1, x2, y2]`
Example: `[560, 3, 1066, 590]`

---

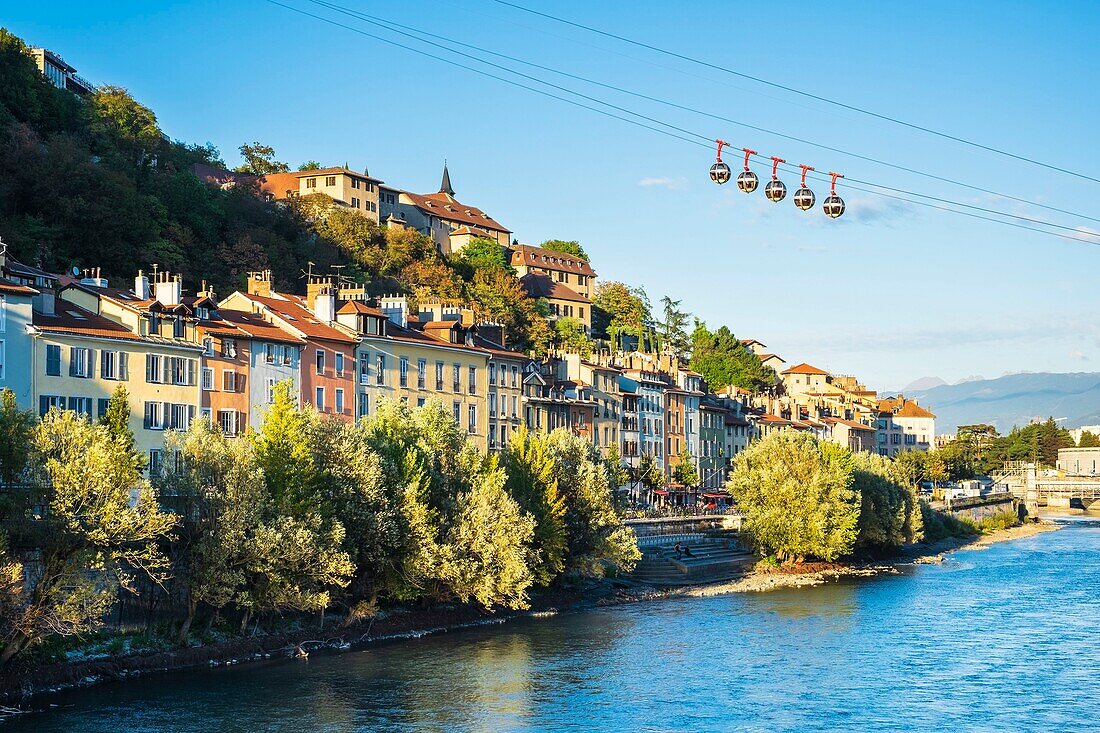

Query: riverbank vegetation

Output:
[0, 384, 638, 670]
[727, 432, 925, 563]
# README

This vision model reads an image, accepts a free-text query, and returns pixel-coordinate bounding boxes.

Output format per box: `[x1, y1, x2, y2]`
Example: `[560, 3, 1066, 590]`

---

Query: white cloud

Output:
[1071, 349, 1089, 362]
[638, 176, 687, 190]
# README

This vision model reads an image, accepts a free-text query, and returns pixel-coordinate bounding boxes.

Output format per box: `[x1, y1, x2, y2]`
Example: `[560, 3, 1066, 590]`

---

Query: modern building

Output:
[29, 47, 96, 95]
[1057, 447, 1100, 476]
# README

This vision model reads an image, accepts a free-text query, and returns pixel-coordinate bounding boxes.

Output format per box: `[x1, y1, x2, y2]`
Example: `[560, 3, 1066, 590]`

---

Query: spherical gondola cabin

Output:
[736, 170, 759, 193]
[710, 161, 731, 185]
[793, 187, 815, 211]
[765, 179, 786, 202]
[823, 195, 845, 218]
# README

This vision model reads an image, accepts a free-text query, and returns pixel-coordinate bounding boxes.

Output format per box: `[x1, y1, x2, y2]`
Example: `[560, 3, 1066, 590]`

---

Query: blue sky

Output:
[7, 0, 1100, 389]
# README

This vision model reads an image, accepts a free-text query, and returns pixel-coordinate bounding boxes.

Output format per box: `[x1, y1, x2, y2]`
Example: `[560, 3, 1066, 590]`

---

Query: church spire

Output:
[439, 160, 455, 197]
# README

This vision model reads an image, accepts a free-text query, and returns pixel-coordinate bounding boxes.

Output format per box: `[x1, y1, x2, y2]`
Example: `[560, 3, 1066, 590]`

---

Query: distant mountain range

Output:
[892, 372, 1100, 434]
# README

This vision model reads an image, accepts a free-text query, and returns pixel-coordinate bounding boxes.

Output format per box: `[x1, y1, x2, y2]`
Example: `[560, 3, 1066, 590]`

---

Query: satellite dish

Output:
[71, 266, 80, 277]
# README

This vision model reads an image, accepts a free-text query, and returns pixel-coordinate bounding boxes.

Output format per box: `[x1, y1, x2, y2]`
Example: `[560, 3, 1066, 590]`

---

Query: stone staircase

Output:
[629, 538, 755, 587]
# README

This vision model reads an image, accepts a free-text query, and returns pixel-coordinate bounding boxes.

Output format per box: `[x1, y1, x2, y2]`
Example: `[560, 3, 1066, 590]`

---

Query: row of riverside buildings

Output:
[0, 231, 934, 503]
[4, 44, 936, 500]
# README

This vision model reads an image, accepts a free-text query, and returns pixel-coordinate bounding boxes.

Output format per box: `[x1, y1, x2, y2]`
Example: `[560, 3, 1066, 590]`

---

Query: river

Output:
[9, 520, 1100, 732]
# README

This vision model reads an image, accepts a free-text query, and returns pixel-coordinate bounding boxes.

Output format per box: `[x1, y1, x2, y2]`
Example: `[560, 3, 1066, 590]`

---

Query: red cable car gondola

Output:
[765, 156, 786, 202]
[823, 171, 845, 218]
[709, 139, 731, 185]
[793, 164, 815, 211]
[736, 148, 758, 193]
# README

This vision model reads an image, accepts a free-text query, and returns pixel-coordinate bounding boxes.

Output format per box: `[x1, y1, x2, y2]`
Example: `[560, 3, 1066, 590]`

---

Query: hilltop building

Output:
[876, 396, 936, 456]
[29, 46, 96, 95]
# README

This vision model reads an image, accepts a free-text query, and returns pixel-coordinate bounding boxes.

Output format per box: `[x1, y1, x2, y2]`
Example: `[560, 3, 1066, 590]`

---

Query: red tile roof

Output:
[823, 417, 876, 431]
[0, 277, 37, 296]
[337, 300, 386, 317]
[894, 401, 936, 419]
[403, 191, 509, 233]
[235, 292, 358, 344]
[782, 362, 829, 375]
[519, 273, 591, 304]
[510, 244, 596, 277]
[215, 309, 306, 345]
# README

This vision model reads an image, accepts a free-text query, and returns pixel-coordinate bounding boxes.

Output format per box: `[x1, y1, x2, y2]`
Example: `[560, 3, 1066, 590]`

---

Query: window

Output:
[69, 346, 92, 378]
[315, 349, 325, 375]
[0, 340, 5, 381]
[417, 397, 425, 407]
[399, 356, 409, 387]
[511, 395, 518, 418]
[359, 352, 370, 384]
[0, 296, 5, 332]
[468, 404, 477, 434]
[436, 361, 444, 390]
[335, 388, 345, 414]
[267, 378, 277, 404]
[305, 177, 317, 189]
[39, 395, 65, 415]
[417, 359, 426, 389]
[144, 401, 166, 430]
[453, 363, 461, 392]
[468, 366, 477, 394]
[222, 338, 237, 358]
[202, 337, 213, 356]
[223, 370, 237, 392]
[97, 398, 110, 418]
[453, 401, 461, 423]
[489, 363, 496, 386]
[67, 396, 93, 418]
[265, 343, 275, 363]
[358, 392, 369, 418]
[202, 368, 214, 391]
[218, 409, 241, 437]
[46, 344, 61, 376]
[173, 318, 185, 339]
[351, 197, 360, 209]
[167, 356, 195, 385]
[489, 393, 497, 417]
[376, 354, 385, 385]
[149, 449, 163, 476]
[169, 403, 194, 431]
[315, 387, 325, 411]
[335, 352, 344, 376]
[325, 175, 336, 186]
[511, 366, 518, 388]
[489, 424, 497, 449]
[351, 178, 361, 190]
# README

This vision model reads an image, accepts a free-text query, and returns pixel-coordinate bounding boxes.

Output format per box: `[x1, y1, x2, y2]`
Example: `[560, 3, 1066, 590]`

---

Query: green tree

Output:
[727, 432, 859, 562]
[442, 467, 535, 609]
[552, 316, 592, 356]
[453, 237, 513, 276]
[689, 320, 777, 393]
[637, 454, 663, 490]
[850, 452, 923, 548]
[0, 389, 34, 484]
[592, 281, 651, 346]
[657, 295, 690, 357]
[235, 141, 289, 175]
[544, 430, 640, 577]
[252, 380, 317, 513]
[672, 450, 699, 486]
[0, 410, 177, 666]
[99, 383, 139, 458]
[500, 427, 568, 586]
[1079, 430, 1100, 448]
[298, 160, 322, 171]
[466, 267, 551, 352]
[539, 239, 588, 261]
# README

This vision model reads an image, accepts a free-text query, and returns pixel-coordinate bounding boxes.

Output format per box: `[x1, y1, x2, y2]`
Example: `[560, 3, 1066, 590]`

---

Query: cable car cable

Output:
[303, 0, 1100, 226]
[265, 0, 1100, 245]
[488, 0, 1100, 185]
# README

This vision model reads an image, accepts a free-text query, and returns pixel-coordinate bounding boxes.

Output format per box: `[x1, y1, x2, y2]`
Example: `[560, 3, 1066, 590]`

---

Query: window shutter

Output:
[146, 354, 153, 382]
[187, 405, 195, 430]
[162, 402, 169, 429]
[87, 349, 96, 380]
[100, 352, 109, 379]
[39, 396, 48, 417]
[69, 347, 77, 377]
[162, 358, 170, 385]
[186, 358, 196, 386]
[143, 402, 152, 429]
[120, 352, 129, 380]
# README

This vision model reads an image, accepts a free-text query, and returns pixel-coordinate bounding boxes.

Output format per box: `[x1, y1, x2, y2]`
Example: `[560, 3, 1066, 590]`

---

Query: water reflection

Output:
[13, 524, 1100, 733]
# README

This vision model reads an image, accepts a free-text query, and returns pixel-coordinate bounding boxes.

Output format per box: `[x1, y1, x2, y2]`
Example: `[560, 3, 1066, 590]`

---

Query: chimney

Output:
[197, 279, 216, 300]
[477, 322, 506, 348]
[247, 270, 272, 297]
[417, 298, 444, 323]
[379, 294, 408, 328]
[305, 275, 332, 313]
[134, 270, 150, 300]
[79, 267, 108, 288]
[313, 282, 337, 323]
[154, 272, 181, 306]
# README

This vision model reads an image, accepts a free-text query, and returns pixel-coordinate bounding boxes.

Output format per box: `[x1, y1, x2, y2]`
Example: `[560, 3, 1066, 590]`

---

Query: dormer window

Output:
[197, 306, 210, 320]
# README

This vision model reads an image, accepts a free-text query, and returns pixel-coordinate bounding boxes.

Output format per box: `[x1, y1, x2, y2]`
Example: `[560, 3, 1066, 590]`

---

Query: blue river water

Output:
[9, 520, 1100, 733]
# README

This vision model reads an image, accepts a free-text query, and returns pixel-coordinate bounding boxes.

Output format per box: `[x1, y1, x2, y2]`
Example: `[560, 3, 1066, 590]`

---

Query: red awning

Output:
[702, 492, 730, 499]
[653, 489, 669, 496]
